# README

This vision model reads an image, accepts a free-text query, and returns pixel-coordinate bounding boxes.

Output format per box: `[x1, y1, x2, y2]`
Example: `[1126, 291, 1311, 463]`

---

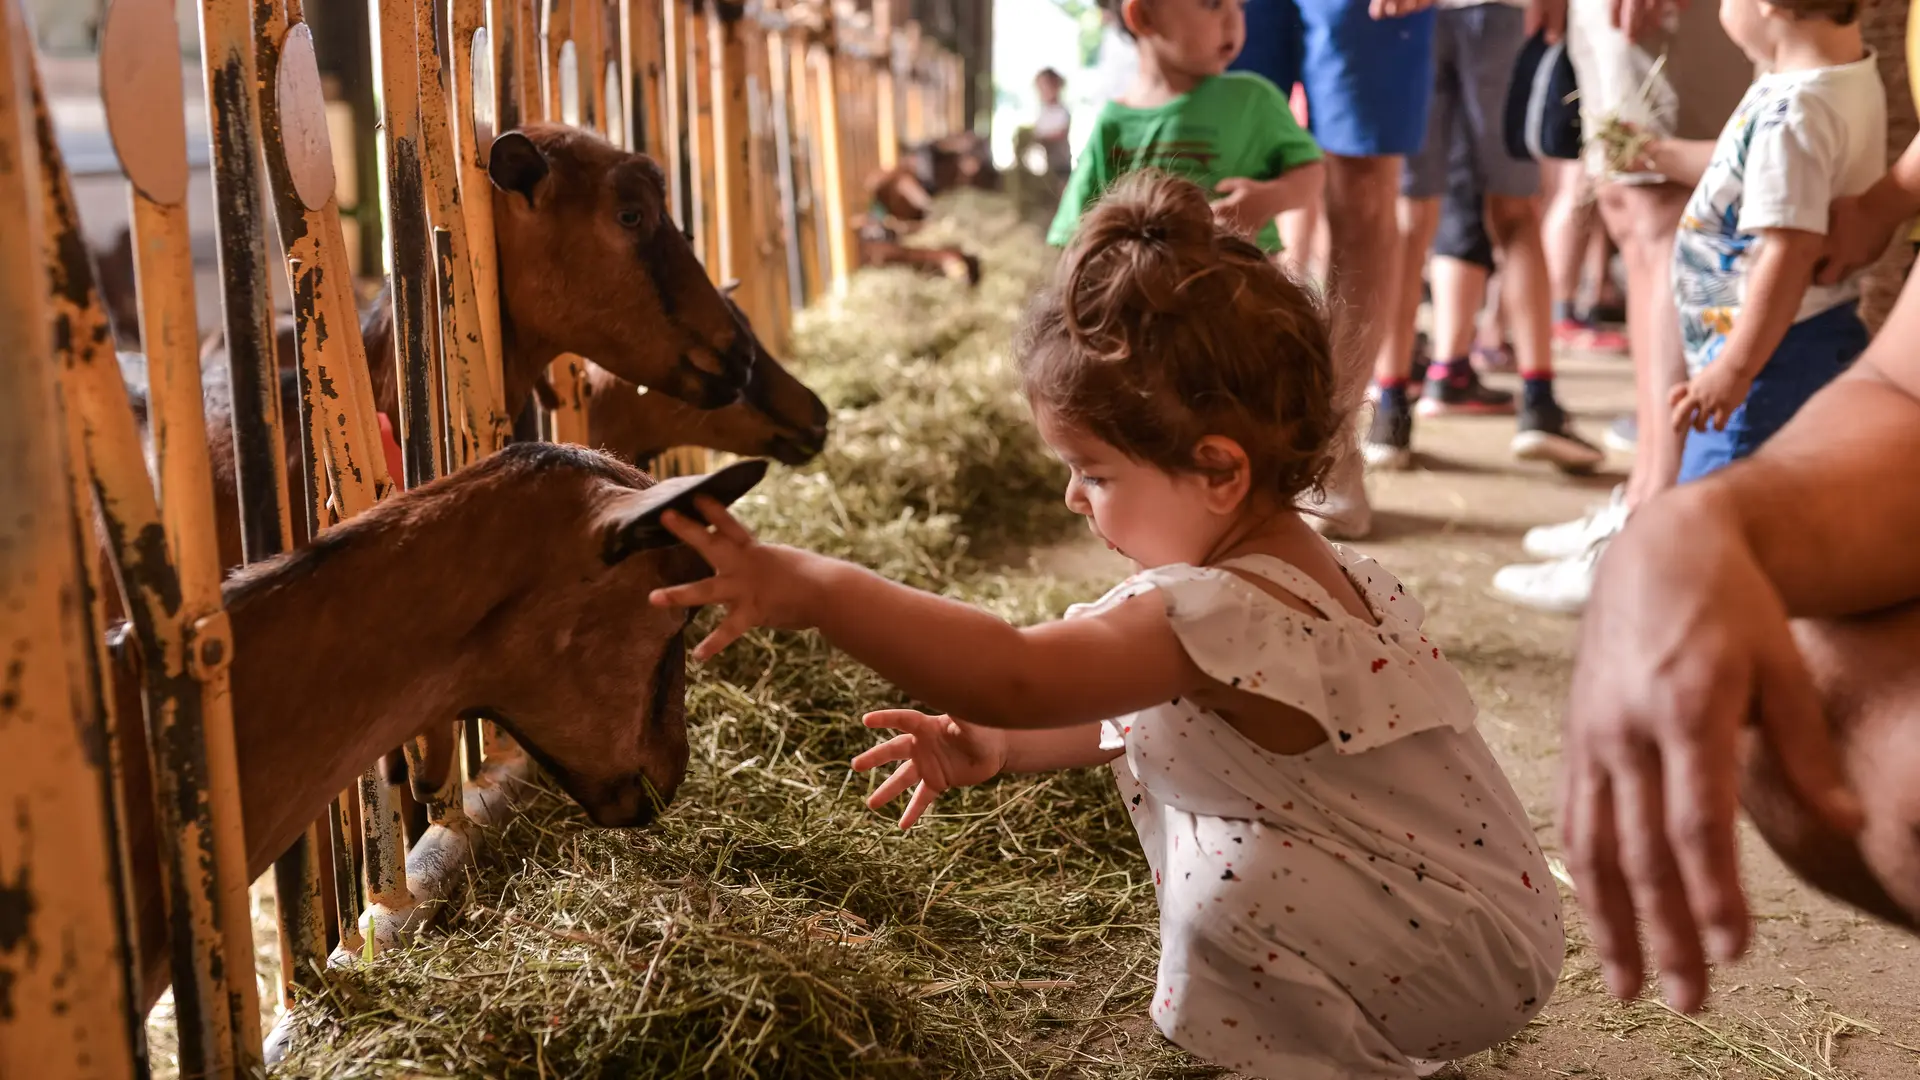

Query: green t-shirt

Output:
[1046, 73, 1322, 253]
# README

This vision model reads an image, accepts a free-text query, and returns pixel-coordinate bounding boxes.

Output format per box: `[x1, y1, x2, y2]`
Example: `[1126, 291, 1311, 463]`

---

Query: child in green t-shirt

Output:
[1047, 0, 1324, 252]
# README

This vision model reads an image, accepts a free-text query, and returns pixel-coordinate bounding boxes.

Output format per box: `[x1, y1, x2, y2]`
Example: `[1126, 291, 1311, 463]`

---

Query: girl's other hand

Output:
[647, 496, 821, 660]
[852, 710, 1010, 829]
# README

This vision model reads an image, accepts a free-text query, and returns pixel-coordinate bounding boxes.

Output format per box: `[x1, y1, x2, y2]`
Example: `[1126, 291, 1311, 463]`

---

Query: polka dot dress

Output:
[1067, 549, 1565, 1079]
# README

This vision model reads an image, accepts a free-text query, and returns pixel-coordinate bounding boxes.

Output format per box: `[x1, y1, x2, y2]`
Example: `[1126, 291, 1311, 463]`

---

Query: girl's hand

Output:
[852, 710, 1010, 829]
[647, 496, 822, 660]
[1670, 364, 1755, 434]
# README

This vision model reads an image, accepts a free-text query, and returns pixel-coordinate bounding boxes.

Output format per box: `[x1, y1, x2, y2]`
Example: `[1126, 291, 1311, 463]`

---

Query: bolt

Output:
[200, 637, 225, 668]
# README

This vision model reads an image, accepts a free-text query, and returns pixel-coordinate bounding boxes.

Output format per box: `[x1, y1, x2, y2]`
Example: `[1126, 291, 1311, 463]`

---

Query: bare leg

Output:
[1430, 254, 1488, 363]
[1379, 196, 1441, 383]
[1487, 193, 1554, 378]
[1740, 607, 1920, 931]
[1280, 198, 1325, 282]
[1307, 153, 1407, 538]
[1541, 159, 1591, 316]
[1598, 182, 1690, 510]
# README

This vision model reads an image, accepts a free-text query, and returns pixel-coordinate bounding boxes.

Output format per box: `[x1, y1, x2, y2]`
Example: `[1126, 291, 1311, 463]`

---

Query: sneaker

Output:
[1553, 317, 1628, 355]
[1303, 452, 1373, 540]
[1604, 415, 1637, 453]
[1511, 400, 1605, 473]
[1492, 541, 1606, 615]
[1417, 362, 1516, 417]
[1521, 485, 1626, 560]
[1472, 341, 1518, 375]
[1363, 391, 1414, 471]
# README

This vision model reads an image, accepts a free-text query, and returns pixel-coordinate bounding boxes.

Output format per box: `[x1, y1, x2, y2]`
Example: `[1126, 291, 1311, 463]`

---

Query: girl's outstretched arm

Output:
[648, 499, 1203, 731]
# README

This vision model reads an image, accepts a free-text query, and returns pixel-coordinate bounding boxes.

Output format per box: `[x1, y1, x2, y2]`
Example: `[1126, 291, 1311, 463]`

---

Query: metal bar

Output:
[691, 0, 719, 270]
[61, 2, 264, 1070]
[375, 0, 442, 489]
[660, 0, 687, 223]
[419, 0, 507, 468]
[810, 37, 851, 293]
[453, 0, 507, 422]
[250, 1, 341, 1009]
[767, 28, 804, 312]
[0, 2, 146, 1074]
[633, 0, 668, 159]
[711, 1, 749, 291]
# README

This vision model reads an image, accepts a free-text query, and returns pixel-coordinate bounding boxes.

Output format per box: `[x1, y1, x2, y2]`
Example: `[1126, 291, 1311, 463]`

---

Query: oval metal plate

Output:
[99, 0, 189, 206]
[276, 24, 336, 213]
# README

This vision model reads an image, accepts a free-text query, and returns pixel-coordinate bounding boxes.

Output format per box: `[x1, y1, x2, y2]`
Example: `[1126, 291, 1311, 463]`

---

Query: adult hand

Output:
[1526, 0, 1568, 43]
[853, 710, 1010, 829]
[1370, 0, 1436, 21]
[1610, 0, 1676, 42]
[1563, 499, 1863, 1013]
[647, 496, 819, 660]
[1814, 193, 1896, 287]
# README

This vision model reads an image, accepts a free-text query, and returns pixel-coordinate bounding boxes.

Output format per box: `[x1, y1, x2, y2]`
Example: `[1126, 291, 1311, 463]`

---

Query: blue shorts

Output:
[1233, 0, 1436, 158]
[1678, 302, 1867, 484]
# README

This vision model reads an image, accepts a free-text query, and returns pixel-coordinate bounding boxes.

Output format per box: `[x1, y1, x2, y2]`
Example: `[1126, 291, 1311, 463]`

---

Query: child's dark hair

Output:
[1036, 67, 1065, 86]
[1017, 171, 1341, 508]
[1766, 0, 1861, 23]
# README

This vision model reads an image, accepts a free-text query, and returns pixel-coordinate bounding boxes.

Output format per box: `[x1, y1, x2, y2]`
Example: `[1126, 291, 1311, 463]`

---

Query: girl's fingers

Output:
[862, 709, 943, 738]
[691, 496, 755, 545]
[650, 579, 727, 610]
[691, 613, 752, 661]
[869, 760, 922, 810]
[658, 509, 727, 558]
[851, 733, 916, 772]
[899, 781, 941, 830]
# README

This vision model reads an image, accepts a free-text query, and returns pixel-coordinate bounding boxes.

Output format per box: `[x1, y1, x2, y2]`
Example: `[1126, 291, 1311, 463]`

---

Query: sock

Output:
[1376, 380, 1410, 411]
[1523, 374, 1558, 411]
[1552, 300, 1577, 324]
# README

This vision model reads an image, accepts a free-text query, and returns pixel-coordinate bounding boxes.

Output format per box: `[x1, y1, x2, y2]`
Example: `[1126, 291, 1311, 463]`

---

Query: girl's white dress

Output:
[1068, 549, 1564, 1080]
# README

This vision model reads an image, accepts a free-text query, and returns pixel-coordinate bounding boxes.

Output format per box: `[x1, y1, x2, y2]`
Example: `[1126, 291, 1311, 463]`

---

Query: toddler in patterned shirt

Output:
[649, 170, 1564, 1079]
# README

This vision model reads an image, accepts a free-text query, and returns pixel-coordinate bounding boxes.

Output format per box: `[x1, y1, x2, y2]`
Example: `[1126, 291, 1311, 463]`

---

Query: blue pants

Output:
[1232, 0, 1436, 158]
[1678, 302, 1866, 484]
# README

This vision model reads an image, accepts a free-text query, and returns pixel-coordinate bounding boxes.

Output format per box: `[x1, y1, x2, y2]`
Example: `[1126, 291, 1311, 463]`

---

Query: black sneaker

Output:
[1363, 388, 1414, 470]
[1512, 400, 1605, 473]
[1417, 361, 1515, 417]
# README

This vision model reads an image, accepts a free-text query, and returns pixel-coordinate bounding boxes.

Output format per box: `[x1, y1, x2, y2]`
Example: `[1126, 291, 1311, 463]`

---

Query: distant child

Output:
[651, 172, 1564, 1079]
[1047, 0, 1325, 254]
[1645, 0, 1884, 481]
[1034, 67, 1074, 179]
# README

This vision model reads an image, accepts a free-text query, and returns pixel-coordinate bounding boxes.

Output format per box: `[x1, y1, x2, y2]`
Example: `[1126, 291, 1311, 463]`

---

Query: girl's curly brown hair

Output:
[1017, 170, 1342, 509]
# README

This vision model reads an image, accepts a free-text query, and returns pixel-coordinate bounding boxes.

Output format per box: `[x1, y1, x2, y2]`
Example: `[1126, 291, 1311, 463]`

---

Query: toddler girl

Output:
[649, 171, 1564, 1079]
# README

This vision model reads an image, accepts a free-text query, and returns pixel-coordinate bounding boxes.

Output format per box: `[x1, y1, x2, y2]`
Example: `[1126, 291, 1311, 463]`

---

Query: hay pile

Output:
[272, 195, 1196, 1078]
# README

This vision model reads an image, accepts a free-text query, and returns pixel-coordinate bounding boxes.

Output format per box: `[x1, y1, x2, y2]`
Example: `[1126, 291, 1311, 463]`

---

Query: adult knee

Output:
[1597, 183, 1683, 264]
[1741, 610, 1920, 933]
[1325, 155, 1403, 241]
[1484, 194, 1541, 247]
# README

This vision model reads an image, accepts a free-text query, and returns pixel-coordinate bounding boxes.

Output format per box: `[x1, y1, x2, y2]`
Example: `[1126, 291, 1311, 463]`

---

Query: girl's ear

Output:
[1192, 436, 1253, 514]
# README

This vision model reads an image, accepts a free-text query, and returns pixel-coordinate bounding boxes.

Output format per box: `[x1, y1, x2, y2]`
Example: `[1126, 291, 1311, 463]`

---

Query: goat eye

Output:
[616, 208, 643, 228]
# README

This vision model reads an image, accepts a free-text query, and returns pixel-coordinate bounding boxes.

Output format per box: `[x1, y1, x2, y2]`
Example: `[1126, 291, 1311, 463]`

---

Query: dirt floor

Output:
[1038, 348, 1920, 1079]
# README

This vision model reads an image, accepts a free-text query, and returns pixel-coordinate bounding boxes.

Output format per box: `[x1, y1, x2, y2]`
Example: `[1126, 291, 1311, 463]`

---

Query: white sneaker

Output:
[1521, 486, 1627, 560]
[1304, 450, 1373, 540]
[1492, 542, 1605, 615]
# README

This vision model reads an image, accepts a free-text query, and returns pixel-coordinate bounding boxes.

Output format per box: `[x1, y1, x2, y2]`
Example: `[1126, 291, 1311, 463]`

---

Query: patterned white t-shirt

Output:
[1673, 54, 1885, 376]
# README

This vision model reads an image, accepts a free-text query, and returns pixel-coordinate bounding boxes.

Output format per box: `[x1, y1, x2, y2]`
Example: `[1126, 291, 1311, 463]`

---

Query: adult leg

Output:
[1600, 181, 1690, 508]
[1492, 0, 1748, 611]
[1740, 608, 1920, 930]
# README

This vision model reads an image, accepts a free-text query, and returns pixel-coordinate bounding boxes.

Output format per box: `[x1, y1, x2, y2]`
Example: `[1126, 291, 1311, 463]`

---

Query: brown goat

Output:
[857, 133, 997, 286]
[112, 445, 768, 1012]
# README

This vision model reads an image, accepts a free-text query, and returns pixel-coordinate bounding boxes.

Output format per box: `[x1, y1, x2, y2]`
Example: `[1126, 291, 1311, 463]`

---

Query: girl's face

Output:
[1125, 0, 1246, 78]
[1036, 408, 1235, 568]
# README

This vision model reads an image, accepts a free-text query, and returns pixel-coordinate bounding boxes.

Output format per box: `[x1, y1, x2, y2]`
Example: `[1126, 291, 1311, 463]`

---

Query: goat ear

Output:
[600, 458, 771, 564]
[488, 131, 550, 204]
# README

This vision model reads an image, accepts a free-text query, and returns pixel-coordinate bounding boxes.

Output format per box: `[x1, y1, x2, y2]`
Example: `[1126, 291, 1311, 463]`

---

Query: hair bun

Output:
[1061, 171, 1221, 356]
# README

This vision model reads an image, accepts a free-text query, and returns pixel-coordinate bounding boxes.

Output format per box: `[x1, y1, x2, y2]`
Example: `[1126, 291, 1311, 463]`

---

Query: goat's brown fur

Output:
[113, 442, 755, 1011]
